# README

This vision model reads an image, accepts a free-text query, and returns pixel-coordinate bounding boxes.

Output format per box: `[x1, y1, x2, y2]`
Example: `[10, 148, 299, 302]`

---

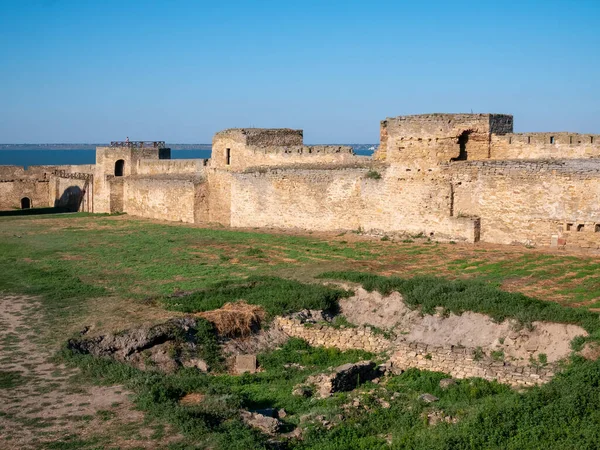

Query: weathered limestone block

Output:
[305, 360, 380, 398]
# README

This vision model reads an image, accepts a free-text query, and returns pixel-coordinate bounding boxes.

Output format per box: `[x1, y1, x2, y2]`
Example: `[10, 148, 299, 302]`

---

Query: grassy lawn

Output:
[2, 213, 600, 449]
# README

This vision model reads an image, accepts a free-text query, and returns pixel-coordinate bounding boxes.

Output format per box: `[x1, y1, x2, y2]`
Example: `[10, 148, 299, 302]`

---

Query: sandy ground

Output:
[0, 294, 180, 449]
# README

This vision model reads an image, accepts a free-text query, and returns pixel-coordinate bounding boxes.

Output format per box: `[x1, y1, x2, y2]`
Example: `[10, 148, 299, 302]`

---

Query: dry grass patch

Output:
[197, 301, 265, 337]
[179, 392, 205, 406]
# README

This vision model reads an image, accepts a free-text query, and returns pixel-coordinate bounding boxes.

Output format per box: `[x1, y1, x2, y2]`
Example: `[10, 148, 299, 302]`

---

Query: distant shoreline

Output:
[0, 144, 212, 150]
[0, 143, 376, 151]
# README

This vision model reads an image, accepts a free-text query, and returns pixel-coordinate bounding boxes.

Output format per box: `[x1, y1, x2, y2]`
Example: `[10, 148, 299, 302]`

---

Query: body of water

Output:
[0, 147, 374, 168]
[0, 149, 212, 168]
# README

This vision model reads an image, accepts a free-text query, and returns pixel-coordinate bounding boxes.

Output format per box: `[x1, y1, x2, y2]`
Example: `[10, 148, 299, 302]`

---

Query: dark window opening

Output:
[592, 136, 595, 144]
[509, 137, 512, 144]
[20, 197, 31, 209]
[550, 136, 555, 144]
[114, 159, 125, 176]
[570, 136, 573, 144]
[577, 224, 585, 232]
[451, 131, 471, 162]
[528, 136, 531, 144]
[566, 223, 573, 231]
[595, 224, 600, 233]
[226, 148, 231, 165]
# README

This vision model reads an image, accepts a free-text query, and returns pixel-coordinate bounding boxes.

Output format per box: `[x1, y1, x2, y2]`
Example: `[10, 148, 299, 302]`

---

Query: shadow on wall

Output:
[54, 186, 85, 212]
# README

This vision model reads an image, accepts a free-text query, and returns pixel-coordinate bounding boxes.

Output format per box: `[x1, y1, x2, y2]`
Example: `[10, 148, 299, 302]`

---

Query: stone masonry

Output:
[274, 316, 555, 387]
[2, 113, 600, 250]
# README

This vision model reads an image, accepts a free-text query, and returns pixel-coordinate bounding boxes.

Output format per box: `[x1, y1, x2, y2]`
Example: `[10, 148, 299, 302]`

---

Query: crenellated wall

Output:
[490, 133, 600, 160]
[2, 113, 600, 251]
[211, 128, 357, 171]
[375, 114, 513, 167]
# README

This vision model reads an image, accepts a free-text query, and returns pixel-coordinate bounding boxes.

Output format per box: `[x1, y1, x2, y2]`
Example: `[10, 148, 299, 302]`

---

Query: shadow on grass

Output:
[0, 207, 71, 217]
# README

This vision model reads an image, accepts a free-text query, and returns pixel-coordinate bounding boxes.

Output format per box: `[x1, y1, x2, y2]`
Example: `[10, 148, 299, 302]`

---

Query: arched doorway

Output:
[21, 197, 31, 209]
[114, 159, 125, 176]
[451, 131, 471, 161]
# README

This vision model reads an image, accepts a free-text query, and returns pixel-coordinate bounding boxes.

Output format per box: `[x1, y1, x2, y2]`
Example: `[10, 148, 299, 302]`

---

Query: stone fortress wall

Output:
[2, 112, 600, 250]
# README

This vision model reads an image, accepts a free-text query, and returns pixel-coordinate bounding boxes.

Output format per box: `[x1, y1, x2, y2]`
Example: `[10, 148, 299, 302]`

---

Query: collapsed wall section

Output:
[274, 317, 555, 387]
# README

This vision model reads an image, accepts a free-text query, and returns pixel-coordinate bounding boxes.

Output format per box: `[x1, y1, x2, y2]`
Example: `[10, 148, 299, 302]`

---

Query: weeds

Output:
[365, 170, 382, 180]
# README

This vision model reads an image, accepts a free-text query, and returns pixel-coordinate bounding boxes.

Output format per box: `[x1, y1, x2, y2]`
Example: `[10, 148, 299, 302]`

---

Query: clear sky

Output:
[1, 0, 599, 144]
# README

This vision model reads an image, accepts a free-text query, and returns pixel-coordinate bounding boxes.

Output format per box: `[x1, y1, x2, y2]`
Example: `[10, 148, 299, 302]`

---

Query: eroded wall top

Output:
[376, 113, 513, 167]
[212, 128, 357, 170]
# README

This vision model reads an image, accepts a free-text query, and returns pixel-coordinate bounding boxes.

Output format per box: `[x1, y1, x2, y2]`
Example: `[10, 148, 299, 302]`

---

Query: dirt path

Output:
[0, 294, 180, 449]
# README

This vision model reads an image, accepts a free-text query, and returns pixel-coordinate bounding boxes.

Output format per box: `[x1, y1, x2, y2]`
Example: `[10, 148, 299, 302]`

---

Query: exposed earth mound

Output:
[340, 287, 587, 363]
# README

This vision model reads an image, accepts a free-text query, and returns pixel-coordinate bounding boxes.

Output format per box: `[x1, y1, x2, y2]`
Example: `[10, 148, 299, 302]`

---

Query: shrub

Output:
[365, 170, 382, 180]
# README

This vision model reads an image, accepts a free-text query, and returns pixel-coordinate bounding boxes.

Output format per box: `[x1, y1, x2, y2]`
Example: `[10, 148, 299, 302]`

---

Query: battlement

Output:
[376, 113, 513, 166]
[380, 113, 513, 137]
[495, 132, 598, 145]
[214, 129, 303, 147]
[109, 141, 167, 149]
[212, 128, 356, 170]
[490, 132, 600, 160]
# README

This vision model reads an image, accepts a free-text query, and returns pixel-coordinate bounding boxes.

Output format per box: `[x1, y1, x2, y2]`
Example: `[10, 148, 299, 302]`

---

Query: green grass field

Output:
[2, 213, 600, 449]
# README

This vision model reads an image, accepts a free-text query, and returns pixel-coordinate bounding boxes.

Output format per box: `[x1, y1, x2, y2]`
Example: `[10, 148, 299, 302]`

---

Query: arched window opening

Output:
[115, 159, 125, 176]
[21, 197, 31, 209]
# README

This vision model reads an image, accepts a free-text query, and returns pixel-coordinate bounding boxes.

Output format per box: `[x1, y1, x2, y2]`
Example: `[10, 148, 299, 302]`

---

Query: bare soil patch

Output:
[0, 294, 181, 449]
[340, 288, 586, 363]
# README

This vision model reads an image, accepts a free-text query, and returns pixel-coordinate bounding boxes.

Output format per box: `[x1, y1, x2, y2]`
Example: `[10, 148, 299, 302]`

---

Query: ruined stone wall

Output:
[375, 114, 513, 167]
[50, 176, 91, 212]
[136, 159, 208, 175]
[123, 176, 204, 223]
[0, 164, 96, 211]
[94, 146, 169, 214]
[211, 128, 358, 171]
[274, 317, 554, 387]
[388, 343, 554, 387]
[490, 133, 600, 160]
[0, 180, 49, 210]
[450, 159, 600, 246]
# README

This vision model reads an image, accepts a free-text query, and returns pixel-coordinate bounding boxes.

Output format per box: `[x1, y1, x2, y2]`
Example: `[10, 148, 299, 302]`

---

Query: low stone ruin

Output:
[296, 360, 382, 399]
[67, 317, 207, 373]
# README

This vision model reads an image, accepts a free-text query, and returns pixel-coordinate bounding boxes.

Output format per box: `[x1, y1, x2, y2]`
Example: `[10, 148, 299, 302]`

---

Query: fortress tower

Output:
[93, 141, 171, 213]
[375, 113, 513, 167]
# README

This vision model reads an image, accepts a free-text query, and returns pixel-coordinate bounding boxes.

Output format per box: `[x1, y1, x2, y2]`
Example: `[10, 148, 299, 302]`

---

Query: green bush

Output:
[365, 170, 382, 180]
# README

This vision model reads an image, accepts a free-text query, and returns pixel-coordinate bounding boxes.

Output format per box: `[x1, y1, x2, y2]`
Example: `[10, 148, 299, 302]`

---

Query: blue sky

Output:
[0, 0, 599, 143]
